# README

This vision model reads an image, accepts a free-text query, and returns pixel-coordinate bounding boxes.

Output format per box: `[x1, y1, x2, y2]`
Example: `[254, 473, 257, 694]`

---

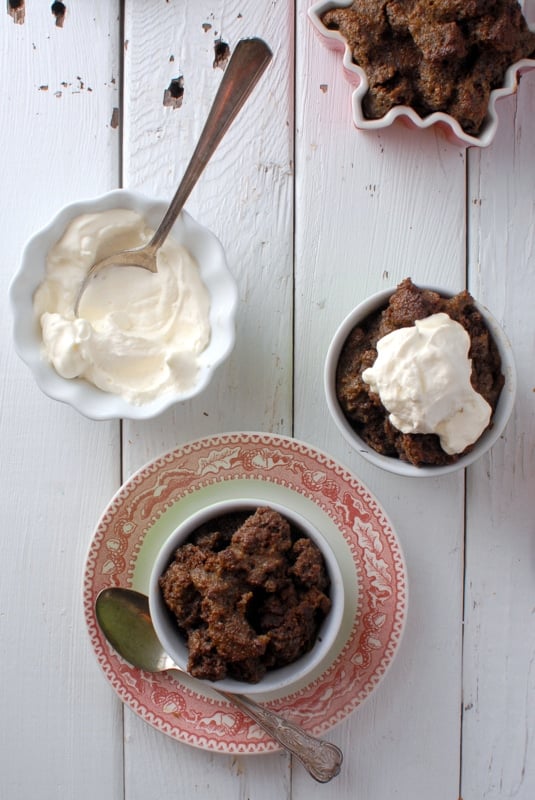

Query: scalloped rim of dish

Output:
[324, 286, 517, 477]
[9, 189, 238, 420]
[83, 432, 408, 751]
[309, 0, 535, 148]
[148, 498, 346, 696]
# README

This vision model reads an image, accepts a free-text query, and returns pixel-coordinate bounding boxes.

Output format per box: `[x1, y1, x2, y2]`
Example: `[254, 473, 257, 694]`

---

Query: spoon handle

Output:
[219, 690, 343, 783]
[149, 37, 272, 252]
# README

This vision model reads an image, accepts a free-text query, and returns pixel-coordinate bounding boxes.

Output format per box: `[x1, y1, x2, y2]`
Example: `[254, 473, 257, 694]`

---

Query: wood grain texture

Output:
[123, 704, 290, 800]
[294, 2, 466, 796]
[462, 64, 535, 800]
[0, 3, 123, 799]
[1, 0, 534, 798]
[120, 0, 295, 794]
[122, 0, 295, 470]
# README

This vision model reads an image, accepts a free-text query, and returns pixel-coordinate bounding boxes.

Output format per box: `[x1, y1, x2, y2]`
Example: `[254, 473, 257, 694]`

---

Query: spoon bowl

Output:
[95, 587, 343, 783]
[95, 586, 175, 673]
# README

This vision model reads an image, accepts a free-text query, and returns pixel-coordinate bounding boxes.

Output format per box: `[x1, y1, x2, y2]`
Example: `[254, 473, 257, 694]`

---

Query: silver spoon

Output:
[74, 37, 272, 315]
[95, 587, 343, 783]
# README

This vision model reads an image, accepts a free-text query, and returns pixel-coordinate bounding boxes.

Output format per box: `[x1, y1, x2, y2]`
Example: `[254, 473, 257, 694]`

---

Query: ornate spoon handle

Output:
[220, 690, 343, 783]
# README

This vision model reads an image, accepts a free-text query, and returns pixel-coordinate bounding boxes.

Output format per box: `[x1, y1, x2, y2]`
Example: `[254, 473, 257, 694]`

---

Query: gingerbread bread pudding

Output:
[321, 0, 535, 135]
[159, 507, 331, 683]
[335, 279, 504, 466]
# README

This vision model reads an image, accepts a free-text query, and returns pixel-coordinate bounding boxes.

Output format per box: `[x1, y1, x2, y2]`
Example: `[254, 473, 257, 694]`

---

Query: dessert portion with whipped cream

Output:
[336, 279, 504, 466]
[33, 209, 211, 405]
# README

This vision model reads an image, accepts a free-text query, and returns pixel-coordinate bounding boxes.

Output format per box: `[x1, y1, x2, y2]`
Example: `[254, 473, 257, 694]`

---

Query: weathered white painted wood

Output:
[293, 1, 467, 797]
[121, 1, 295, 795]
[0, 3, 123, 799]
[2, 1, 534, 798]
[121, 0, 294, 466]
[123, 705, 290, 800]
[463, 65, 535, 800]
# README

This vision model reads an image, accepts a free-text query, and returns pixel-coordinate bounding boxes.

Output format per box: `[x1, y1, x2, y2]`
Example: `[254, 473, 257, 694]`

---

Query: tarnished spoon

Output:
[95, 587, 343, 783]
[74, 37, 272, 315]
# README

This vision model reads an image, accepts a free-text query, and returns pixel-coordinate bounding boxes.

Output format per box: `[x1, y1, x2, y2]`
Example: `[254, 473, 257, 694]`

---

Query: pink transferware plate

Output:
[83, 432, 407, 754]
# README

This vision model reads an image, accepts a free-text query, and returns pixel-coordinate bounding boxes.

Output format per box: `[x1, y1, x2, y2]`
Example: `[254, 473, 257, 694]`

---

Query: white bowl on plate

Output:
[149, 498, 345, 695]
[325, 285, 517, 477]
[308, 0, 535, 148]
[9, 188, 238, 420]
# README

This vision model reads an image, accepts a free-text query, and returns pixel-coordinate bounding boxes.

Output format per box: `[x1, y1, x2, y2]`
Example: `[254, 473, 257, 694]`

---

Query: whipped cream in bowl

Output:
[10, 189, 238, 420]
[361, 313, 492, 456]
[324, 283, 516, 477]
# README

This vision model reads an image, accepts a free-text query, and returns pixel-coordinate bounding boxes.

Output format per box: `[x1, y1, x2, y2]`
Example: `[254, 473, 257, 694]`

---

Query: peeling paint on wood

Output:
[7, 0, 24, 24]
[51, 1, 66, 27]
[213, 38, 230, 70]
[163, 76, 184, 109]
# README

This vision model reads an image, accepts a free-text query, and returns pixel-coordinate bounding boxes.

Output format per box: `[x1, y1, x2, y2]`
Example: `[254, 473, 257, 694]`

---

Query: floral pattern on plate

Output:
[83, 432, 407, 753]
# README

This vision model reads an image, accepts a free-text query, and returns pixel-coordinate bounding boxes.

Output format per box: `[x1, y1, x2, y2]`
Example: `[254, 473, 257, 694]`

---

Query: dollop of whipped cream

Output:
[362, 312, 491, 454]
[33, 209, 211, 405]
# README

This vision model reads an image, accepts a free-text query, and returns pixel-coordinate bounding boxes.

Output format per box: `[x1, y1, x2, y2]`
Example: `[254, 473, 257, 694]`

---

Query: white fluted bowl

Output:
[9, 189, 238, 420]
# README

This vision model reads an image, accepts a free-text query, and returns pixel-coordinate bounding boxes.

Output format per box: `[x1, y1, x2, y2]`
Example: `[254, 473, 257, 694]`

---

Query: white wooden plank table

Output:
[1, 2, 534, 798]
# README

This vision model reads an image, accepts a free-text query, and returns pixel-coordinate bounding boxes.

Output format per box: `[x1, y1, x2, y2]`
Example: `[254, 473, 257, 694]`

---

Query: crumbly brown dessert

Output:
[321, 0, 535, 135]
[159, 507, 331, 683]
[336, 278, 504, 466]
